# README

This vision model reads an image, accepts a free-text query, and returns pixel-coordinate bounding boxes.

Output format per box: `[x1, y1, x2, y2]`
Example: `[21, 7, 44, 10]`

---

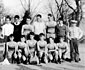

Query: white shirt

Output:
[69, 27, 83, 39]
[33, 21, 46, 35]
[2, 23, 14, 36]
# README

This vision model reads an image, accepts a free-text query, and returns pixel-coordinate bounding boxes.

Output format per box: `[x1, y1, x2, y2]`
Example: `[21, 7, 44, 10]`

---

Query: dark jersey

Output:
[55, 24, 68, 37]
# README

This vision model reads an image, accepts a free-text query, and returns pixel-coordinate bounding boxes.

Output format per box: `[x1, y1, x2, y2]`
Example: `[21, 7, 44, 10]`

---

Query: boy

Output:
[57, 36, 69, 63]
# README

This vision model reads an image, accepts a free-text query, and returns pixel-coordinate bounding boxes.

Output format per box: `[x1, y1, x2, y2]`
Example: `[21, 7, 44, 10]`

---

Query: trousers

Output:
[70, 38, 79, 61]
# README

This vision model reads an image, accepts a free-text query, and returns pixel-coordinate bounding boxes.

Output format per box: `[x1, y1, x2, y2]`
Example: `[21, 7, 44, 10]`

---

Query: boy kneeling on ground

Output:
[57, 36, 69, 63]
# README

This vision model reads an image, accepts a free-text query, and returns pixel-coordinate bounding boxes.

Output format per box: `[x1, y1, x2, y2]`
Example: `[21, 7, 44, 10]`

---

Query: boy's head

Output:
[49, 37, 54, 43]
[36, 14, 42, 22]
[39, 33, 45, 40]
[26, 17, 31, 24]
[9, 34, 14, 41]
[48, 14, 53, 21]
[59, 36, 64, 42]
[14, 15, 20, 22]
[5, 15, 11, 24]
[29, 32, 35, 39]
[0, 28, 2, 34]
[71, 20, 77, 27]
[20, 35, 26, 42]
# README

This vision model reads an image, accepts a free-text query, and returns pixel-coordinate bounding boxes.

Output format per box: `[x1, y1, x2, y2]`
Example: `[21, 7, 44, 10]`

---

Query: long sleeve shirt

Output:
[2, 23, 14, 36]
[69, 27, 83, 39]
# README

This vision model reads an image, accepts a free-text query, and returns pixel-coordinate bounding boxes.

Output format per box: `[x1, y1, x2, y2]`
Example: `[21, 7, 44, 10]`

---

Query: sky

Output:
[2, 0, 77, 20]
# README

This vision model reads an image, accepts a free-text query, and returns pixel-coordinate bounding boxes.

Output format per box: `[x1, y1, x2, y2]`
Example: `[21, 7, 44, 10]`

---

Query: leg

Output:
[73, 39, 80, 62]
[17, 52, 22, 64]
[43, 53, 48, 64]
[58, 49, 62, 59]
[54, 51, 58, 62]
[48, 53, 53, 62]
[24, 47, 29, 57]
[70, 39, 75, 61]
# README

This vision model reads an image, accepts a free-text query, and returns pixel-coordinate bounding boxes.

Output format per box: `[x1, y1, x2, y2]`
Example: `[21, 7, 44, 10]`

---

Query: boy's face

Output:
[21, 37, 25, 42]
[59, 20, 63, 24]
[10, 37, 14, 41]
[40, 36, 45, 40]
[0, 30, 2, 34]
[15, 18, 19, 23]
[26, 18, 31, 24]
[49, 38, 54, 43]
[6, 18, 11, 24]
[48, 16, 53, 21]
[72, 23, 76, 27]
[60, 38, 64, 42]
[30, 35, 34, 40]
[37, 16, 41, 22]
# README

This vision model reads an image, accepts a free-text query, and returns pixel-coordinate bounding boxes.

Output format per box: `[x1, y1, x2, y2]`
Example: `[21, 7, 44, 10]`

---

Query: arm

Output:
[65, 43, 69, 53]
[26, 41, 29, 52]
[6, 42, 9, 53]
[21, 25, 24, 35]
[45, 44, 48, 55]
[15, 42, 18, 52]
[3, 43, 5, 54]
[55, 44, 58, 51]
[32, 25, 34, 32]
[78, 28, 83, 40]
[1, 26, 5, 36]
[43, 23, 46, 36]
[37, 41, 41, 51]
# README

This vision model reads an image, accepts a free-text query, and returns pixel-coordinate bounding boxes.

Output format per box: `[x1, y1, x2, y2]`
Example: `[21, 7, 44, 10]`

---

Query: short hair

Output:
[49, 37, 54, 40]
[59, 36, 65, 40]
[48, 14, 52, 17]
[39, 33, 45, 37]
[59, 17, 63, 21]
[48, 37, 55, 43]
[29, 32, 35, 36]
[26, 17, 31, 20]
[14, 15, 20, 19]
[37, 14, 42, 18]
[0, 28, 2, 31]
[20, 35, 25, 38]
[9, 34, 14, 39]
[5, 15, 11, 20]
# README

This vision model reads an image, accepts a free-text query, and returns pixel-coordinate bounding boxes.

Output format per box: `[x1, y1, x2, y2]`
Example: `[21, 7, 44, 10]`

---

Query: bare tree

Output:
[20, 0, 42, 22]
[0, 0, 5, 25]
[54, 0, 82, 26]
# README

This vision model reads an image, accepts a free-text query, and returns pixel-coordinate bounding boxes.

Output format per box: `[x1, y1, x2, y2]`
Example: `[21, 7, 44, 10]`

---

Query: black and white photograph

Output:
[0, 0, 85, 70]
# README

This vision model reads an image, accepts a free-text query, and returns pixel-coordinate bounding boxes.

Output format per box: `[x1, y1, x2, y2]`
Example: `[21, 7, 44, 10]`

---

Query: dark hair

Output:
[6, 15, 11, 20]
[37, 14, 42, 18]
[49, 37, 54, 40]
[39, 33, 45, 37]
[14, 15, 20, 19]
[8, 34, 14, 41]
[20, 35, 25, 38]
[59, 36, 64, 40]
[47, 37, 55, 43]
[0, 28, 2, 31]
[9, 34, 14, 38]
[48, 14, 52, 17]
[59, 17, 63, 21]
[29, 32, 35, 36]
[26, 17, 31, 20]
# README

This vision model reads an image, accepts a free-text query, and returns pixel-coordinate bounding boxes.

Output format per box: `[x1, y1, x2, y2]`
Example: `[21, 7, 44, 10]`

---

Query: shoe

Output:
[1, 58, 10, 65]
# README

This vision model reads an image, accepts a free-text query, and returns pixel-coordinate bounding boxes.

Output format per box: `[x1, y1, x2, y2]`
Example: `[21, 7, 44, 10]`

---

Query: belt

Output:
[71, 38, 77, 39]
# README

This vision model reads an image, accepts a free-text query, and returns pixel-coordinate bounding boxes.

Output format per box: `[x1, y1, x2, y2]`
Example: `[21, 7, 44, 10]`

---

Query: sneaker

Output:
[1, 58, 10, 65]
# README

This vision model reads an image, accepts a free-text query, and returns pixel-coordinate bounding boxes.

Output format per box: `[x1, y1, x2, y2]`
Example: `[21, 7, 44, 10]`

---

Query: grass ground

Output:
[0, 43, 85, 70]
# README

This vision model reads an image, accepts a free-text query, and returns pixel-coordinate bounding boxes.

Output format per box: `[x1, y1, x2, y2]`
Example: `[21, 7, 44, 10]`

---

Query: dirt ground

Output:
[0, 43, 85, 70]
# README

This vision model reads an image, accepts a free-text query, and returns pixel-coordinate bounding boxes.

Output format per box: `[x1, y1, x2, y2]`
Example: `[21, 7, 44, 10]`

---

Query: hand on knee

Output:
[22, 55, 26, 61]
[18, 53, 22, 58]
